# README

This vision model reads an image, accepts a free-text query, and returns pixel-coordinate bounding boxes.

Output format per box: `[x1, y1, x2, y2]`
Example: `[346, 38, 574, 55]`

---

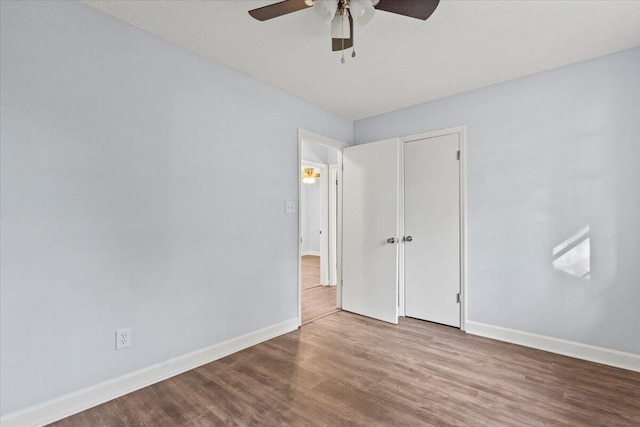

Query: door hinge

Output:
[456, 293, 461, 303]
[456, 150, 460, 160]
[336, 179, 338, 186]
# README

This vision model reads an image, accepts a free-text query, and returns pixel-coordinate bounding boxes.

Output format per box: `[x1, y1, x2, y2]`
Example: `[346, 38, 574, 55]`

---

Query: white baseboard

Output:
[300, 251, 320, 256]
[1, 318, 299, 427]
[465, 320, 640, 373]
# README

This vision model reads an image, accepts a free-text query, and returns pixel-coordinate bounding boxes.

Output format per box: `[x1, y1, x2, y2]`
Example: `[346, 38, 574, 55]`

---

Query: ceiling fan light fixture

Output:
[330, 10, 351, 39]
[349, 0, 375, 26]
[314, 0, 338, 22]
[348, 0, 364, 18]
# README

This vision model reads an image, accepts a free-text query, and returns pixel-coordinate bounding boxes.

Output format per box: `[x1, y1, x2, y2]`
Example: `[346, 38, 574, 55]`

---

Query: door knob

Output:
[404, 236, 413, 242]
[387, 237, 396, 244]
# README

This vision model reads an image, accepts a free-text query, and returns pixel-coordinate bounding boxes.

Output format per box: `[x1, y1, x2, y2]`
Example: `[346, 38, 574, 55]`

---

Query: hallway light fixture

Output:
[301, 167, 320, 184]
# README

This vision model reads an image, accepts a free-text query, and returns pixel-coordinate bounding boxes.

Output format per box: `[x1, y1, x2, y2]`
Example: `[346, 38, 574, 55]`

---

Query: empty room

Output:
[1, 1, 639, 426]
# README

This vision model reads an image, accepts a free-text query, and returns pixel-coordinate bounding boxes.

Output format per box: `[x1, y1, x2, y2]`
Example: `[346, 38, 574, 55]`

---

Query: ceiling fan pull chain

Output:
[351, 9, 356, 58]
[341, 14, 346, 63]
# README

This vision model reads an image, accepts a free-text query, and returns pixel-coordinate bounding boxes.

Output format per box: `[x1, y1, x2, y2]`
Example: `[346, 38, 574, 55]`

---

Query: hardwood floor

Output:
[301, 255, 338, 324]
[51, 311, 640, 426]
[301, 255, 320, 290]
[301, 285, 338, 325]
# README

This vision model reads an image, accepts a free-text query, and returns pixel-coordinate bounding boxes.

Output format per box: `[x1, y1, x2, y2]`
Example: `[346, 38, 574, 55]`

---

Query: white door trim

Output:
[398, 139, 406, 318]
[298, 129, 347, 151]
[329, 164, 339, 287]
[399, 126, 468, 331]
[297, 129, 346, 326]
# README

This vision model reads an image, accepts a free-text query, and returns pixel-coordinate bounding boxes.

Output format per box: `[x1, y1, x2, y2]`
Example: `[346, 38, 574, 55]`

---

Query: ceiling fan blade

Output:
[248, 0, 312, 21]
[375, 0, 439, 20]
[332, 37, 353, 51]
[332, 14, 354, 51]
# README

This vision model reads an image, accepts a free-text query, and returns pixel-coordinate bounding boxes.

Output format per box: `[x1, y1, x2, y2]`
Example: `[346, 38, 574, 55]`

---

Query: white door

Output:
[404, 133, 461, 327]
[342, 139, 399, 324]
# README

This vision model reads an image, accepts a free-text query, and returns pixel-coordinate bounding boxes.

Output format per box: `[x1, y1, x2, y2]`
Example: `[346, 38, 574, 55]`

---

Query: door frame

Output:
[297, 129, 347, 326]
[399, 126, 468, 331]
[328, 164, 339, 287]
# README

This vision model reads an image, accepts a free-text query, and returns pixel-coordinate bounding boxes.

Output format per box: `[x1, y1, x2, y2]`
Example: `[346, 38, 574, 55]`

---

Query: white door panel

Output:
[404, 134, 461, 327]
[342, 139, 399, 324]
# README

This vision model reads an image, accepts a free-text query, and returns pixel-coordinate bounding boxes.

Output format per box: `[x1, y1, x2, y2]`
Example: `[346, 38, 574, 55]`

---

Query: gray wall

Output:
[0, 1, 352, 416]
[355, 47, 640, 355]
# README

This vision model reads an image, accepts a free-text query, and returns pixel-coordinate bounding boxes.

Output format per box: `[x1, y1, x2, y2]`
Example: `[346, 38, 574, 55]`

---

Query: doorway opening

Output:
[298, 130, 345, 326]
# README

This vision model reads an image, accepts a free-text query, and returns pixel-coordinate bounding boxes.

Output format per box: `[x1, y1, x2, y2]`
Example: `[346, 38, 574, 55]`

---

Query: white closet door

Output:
[404, 133, 461, 327]
[342, 139, 399, 324]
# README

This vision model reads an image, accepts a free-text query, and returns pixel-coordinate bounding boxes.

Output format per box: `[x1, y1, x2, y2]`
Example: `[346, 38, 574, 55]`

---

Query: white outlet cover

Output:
[116, 328, 131, 350]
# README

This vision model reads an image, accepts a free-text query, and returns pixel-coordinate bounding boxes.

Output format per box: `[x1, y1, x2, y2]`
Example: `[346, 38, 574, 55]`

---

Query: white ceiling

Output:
[82, 0, 640, 121]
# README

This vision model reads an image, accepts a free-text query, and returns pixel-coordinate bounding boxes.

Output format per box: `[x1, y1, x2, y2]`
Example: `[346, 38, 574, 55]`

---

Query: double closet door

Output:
[342, 132, 462, 327]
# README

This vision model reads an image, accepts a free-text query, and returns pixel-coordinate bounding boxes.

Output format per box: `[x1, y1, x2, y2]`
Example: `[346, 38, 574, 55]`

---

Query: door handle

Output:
[404, 236, 413, 242]
[387, 237, 396, 244]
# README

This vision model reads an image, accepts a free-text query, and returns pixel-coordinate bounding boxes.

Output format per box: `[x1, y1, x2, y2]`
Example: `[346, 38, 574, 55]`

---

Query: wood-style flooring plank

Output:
[301, 284, 337, 324]
[300, 255, 320, 290]
[51, 311, 640, 426]
[112, 389, 176, 427]
[301, 255, 338, 324]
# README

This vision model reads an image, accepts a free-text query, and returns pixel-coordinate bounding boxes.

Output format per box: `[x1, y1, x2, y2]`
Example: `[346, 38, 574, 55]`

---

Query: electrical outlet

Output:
[116, 328, 131, 350]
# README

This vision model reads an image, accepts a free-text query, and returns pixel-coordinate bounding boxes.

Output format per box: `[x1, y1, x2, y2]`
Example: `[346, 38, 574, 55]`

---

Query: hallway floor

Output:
[301, 255, 338, 324]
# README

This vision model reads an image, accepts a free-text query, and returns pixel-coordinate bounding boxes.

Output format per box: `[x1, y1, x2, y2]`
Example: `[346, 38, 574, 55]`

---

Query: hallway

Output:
[301, 255, 338, 324]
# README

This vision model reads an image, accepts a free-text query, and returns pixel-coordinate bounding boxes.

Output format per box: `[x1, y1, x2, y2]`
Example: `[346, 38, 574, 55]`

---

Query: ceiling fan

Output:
[301, 167, 321, 184]
[248, 0, 440, 62]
